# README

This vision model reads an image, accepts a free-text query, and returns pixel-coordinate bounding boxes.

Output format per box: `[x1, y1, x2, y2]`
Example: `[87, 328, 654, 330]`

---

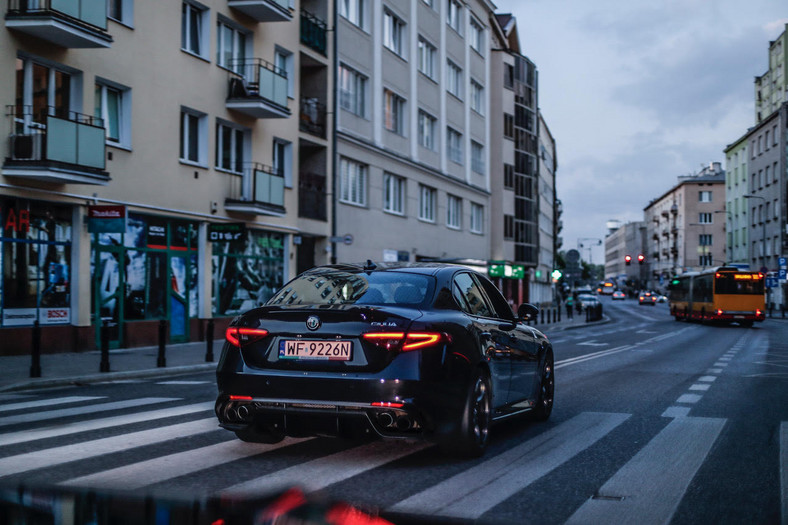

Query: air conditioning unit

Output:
[9, 134, 42, 161]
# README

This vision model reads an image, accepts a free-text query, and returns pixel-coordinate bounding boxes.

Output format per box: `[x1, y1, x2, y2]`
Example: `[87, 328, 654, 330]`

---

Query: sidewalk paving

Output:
[0, 309, 606, 393]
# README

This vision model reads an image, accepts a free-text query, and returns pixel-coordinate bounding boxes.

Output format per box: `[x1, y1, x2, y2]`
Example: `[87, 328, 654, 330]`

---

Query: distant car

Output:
[639, 291, 657, 305]
[657, 294, 668, 303]
[216, 262, 555, 458]
[577, 294, 600, 310]
[612, 290, 626, 300]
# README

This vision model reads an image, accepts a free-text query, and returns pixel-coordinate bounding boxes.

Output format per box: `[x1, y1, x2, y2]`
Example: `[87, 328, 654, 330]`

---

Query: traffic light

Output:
[625, 255, 632, 266]
[637, 254, 645, 265]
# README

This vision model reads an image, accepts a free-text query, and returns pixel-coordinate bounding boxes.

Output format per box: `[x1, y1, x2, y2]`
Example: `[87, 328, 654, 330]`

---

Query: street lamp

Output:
[743, 194, 766, 271]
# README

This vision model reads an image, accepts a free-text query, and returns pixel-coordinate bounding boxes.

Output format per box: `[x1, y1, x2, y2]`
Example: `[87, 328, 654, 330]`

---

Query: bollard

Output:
[100, 319, 110, 372]
[540, 309, 544, 324]
[30, 320, 42, 378]
[157, 319, 167, 367]
[205, 319, 215, 362]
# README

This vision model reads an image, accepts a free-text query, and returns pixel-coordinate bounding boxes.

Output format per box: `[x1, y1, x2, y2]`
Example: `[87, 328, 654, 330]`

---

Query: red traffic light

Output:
[625, 255, 632, 266]
[637, 254, 645, 264]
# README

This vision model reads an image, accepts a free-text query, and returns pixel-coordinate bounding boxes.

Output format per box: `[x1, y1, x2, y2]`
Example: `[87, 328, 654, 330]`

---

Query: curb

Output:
[0, 363, 217, 393]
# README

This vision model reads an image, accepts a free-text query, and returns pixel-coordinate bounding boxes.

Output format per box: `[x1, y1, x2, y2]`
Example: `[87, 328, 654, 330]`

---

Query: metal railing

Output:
[298, 172, 327, 221]
[7, 0, 107, 30]
[300, 9, 327, 55]
[299, 97, 326, 138]
[228, 58, 288, 109]
[227, 163, 285, 208]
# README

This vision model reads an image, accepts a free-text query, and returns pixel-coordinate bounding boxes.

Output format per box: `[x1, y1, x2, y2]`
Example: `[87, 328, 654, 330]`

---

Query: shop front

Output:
[91, 213, 198, 348]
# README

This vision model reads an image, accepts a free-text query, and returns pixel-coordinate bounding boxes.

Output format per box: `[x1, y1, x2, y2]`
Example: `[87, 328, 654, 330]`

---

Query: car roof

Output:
[302, 261, 478, 278]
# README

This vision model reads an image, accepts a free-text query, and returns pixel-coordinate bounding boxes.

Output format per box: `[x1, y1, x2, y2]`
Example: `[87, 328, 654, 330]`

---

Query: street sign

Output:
[779, 269, 787, 280]
[779, 257, 787, 268]
[329, 234, 354, 245]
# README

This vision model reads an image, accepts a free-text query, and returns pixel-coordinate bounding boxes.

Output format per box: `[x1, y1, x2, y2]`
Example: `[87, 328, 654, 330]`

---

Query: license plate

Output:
[279, 339, 352, 361]
[734, 315, 744, 319]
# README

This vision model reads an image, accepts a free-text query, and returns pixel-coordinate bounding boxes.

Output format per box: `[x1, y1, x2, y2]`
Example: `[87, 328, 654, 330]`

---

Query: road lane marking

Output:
[155, 381, 213, 385]
[698, 376, 717, 382]
[61, 437, 310, 489]
[689, 384, 710, 392]
[224, 439, 431, 496]
[781, 422, 787, 525]
[662, 406, 691, 418]
[578, 341, 609, 347]
[0, 397, 179, 427]
[556, 346, 634, 369]
[0, 396, 105, 413]
[676, 394, 701, 404]
[566, 416, 726, 525]
[0, 402, 214, 447]
[388, 412, 630, 519]
[707, 368, 723, 374]
[0, 418, 218, 477]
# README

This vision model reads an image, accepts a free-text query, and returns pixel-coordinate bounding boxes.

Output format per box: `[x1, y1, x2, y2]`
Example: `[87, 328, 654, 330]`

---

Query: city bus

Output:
[597, 281, 616, 295]
[668, 267, 765, 326]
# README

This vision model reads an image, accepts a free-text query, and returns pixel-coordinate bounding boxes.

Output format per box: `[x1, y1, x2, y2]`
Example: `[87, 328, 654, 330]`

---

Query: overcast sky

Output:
[493, 0, 788, 264]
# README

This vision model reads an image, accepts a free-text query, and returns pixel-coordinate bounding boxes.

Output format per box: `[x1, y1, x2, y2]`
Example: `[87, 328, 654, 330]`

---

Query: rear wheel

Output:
[441, 370, 491, 458]
[530, 349, 554, 421]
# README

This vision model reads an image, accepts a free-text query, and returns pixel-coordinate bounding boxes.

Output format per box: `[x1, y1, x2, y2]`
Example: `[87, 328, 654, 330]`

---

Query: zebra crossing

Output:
[0, 391, 785, 523]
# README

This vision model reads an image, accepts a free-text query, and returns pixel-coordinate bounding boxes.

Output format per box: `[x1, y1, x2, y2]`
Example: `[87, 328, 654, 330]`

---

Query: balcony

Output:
[6, 0, 112, 48]
[298, 172, 326, 221]
[228, 0, 292, 22]
[3, 105, 109, 184]
[300, 9, 326, 56]
[225, 163, 285, 216]
[226, 59, 290, 119]
[299, 98, 326, 138]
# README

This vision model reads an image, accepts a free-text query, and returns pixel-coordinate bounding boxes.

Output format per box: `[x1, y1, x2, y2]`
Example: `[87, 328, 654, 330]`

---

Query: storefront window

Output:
[212, 230, 286, 316]
[1, 198, 72, 326]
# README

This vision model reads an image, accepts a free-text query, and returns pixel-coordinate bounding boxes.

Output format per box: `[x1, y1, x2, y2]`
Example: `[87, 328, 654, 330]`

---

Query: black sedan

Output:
[215, 262, 554, 457]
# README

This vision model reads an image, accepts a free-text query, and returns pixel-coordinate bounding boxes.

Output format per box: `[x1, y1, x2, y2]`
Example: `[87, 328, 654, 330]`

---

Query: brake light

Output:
[229, 395, 253, 401]
[362, 332, 445, 351]
[756, 309, 762, 317]
[226, 327, 269, 346]
[371, 401, 404, 408]
[717, 309, 723, 316]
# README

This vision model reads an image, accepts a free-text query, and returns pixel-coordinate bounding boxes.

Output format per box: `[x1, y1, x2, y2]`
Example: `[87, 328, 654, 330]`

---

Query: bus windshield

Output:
[715, 273, 764, 295]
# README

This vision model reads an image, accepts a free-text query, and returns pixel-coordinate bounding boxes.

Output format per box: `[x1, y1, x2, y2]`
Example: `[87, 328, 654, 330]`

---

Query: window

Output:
[453, 273, 493, 317]
[699, 191, 712, 202]
[765, 165, 771, 185]
[504, 113, 514, 139]
[94, 81, 130, 147]
[471, 141, 484, 174]
[418, 37, 436, 80]
[383, 173, 405, 215]
[470, 80, 484, 115]
[179, 108, 206, 165]
[417, 110, 436, 150]
[504, 164, 514, 189]
[384, 89, 405, 135]
[339, 0, 364, 28]
[447, 60, 462, 98]
[338, 64, 367, 117]
[108, 0, 133, 25]
[504, 64, 514, 89]
[447, 194, 461, 229]
[181, 2, 208, 58]
[419, 185, 436, 222]
[699, 254, 713, 267]
[217, 21, 247, 72]
[447, 0, 462, 34]
[447, 127, 462, 164]
[339, 157, 367, 206]
[504, 215, 514, 240]
[383, 10, 405, 56]
[469, 18, 483, 55]
[775, 162, 779, 183]
[215, 121, 246, 173]
[470, 203, 484, 233]
[698, 212, 712, 224]
[272, 139, 292, 187]
[15, 57, 72, 129]
[699, 234, 712, 246]
[275, 48, 294, 98]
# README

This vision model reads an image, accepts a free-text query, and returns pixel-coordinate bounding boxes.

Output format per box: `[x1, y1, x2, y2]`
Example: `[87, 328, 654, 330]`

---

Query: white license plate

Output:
[279, 339, 352, 361]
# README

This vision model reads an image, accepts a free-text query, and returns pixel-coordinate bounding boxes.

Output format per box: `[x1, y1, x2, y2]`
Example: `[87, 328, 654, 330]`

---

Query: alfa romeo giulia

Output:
[215, 262, 554, 457]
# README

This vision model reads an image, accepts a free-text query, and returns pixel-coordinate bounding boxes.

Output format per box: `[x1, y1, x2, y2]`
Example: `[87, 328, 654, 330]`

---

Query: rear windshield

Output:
[715, 273, 764, 295]
[268, 270, 434, 307]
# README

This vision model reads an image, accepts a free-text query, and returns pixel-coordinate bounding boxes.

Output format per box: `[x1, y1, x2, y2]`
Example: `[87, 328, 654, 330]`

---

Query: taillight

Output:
[226, 327, 269, 346]
[716, 309, 723, 316]
[362, 332, 446, 351]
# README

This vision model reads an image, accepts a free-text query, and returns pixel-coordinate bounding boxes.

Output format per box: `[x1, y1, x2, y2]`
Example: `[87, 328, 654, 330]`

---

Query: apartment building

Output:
[754, 22, 787, 124]
[0, 0, 333, 352]
[643, 163, 726, 289]
[604, 221, 646, 287]
[723, 135, 749, 266]
[332, 0, 494, 268]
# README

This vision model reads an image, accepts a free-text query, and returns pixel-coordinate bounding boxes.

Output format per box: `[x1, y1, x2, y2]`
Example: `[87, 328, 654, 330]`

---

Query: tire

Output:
[440, 370, 492, 458]
[235, 425, 285, 444]
[530, 349, 554, 421]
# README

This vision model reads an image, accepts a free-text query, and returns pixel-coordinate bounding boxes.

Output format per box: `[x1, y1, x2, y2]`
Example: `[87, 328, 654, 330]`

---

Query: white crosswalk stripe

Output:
[0, 397, 179, 427]
[388, 412, 629, 518]
[0, 396, 105, 413]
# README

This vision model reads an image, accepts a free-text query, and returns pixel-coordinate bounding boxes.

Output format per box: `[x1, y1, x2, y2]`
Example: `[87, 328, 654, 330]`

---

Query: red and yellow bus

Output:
[668, 267, 766, 326]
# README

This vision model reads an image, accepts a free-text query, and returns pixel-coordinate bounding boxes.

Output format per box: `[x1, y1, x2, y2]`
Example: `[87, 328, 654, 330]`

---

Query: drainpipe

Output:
[330, 0, 338, 264]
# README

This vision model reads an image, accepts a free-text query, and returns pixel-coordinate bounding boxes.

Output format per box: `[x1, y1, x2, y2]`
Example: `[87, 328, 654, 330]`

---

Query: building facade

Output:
[754, 23, 788, 124]
[604, 221, 646, 287]
[1, 0, 334, 352]
[723, 135, 749, 266]
[332, 0, 495, 267]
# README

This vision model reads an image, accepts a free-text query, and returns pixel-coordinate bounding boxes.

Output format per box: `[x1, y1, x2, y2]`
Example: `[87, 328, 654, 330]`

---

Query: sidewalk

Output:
[0, 309, 607, 393]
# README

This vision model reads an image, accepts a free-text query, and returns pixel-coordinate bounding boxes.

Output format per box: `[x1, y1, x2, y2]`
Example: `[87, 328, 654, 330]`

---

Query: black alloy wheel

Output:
[442, 370, 492, 458]
[530, 349, 554, 421]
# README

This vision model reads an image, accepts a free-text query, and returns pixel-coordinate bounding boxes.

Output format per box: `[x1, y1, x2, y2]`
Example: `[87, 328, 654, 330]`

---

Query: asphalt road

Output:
[1, 297, 786, 524]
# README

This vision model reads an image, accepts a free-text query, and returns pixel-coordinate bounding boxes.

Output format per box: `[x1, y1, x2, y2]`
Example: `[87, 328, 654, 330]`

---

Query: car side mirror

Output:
[517, 303, 539, 321]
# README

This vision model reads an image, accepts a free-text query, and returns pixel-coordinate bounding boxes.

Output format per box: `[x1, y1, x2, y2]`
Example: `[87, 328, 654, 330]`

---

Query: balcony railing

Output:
[300, 9, 327, 55]
[228, 0, 291, 22]
[226, 59, 290, 119]
[225, 163, 285, 216]
[6, 0, 112, 48]
[298, 172, 326, 221]
[3, 105, 109, 184]
[299, 98, 326, 138]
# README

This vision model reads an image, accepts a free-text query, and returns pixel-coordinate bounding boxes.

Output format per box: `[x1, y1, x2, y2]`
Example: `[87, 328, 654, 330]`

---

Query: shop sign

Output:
[147, 217, 168, 248]
[209, 223, 247, 242]
[488, 261, 525, 279]
[88, 205, 126, 234]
